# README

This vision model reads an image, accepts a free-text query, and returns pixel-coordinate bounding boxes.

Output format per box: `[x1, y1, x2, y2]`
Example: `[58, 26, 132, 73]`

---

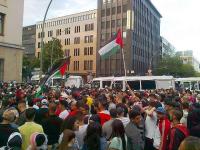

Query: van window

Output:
[183, 82, 190, 89]
[141, 80, 156, 90]
[102, 81, 111, 88]
[127, 81, 140, 90]
[91, 81, 100, 88]
[112, 81, 123, 90]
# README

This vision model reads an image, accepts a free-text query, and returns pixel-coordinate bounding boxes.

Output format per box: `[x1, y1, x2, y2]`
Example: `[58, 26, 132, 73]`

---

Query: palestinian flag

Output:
[35, 57, 70, 97]
[98, 29, 123, 59]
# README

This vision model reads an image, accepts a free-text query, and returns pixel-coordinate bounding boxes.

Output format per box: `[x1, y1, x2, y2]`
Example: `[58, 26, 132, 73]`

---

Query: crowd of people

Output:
[0, 81, 200, 150]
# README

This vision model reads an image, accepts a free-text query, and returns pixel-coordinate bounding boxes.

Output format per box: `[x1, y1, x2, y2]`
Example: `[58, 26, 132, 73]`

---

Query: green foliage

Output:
[22, 56, 40, 80]
[42, 39, 64, 73]
[154, 55, 197, 77]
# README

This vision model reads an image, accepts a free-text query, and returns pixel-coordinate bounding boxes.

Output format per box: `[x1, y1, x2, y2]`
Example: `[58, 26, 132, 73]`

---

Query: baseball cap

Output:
[156, 107, 166, 114]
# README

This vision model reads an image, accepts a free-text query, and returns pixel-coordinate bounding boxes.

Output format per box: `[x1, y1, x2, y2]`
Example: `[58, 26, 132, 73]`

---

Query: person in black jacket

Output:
[0, 108, 19, 147]
[42, 102, 63, 148]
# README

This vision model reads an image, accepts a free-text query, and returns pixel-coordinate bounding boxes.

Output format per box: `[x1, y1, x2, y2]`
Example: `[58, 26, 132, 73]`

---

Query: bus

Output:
[92, 76, 175, 91]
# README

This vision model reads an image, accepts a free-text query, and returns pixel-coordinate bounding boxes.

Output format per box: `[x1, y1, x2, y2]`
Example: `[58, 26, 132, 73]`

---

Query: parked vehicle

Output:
[92, 76, 175, 91]
[175, 77, 200, 91]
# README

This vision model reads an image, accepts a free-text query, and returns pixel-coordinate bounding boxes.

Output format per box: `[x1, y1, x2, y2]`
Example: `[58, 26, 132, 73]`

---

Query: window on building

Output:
[84, 35, 93, 43]
[84, 47, 94, 55]
[74, 48, 80, 56]
[112, 7, 116, 15]
[106, 8, 111, 16]
[38, 42, 41, 48]
[74, 61, 79, 71]
[38, 32, 40, 38]
[65, 27, 71, 34]
[37, 52, 40, 58]
[117, 6, 121, 14]
[111, 20, 115, 28]
[56, 29, 62, 36]
[74, 37, 80, 44]
[75, 26, 81, 33]
[106, 21, 110, 29]
[101, 9, 105, 17]
[65, 49, 70, 57]
[65, 38, 70, 45]
[48, 30, 53, 37]
[85, 23, 94, 31]
[0, 59, 4, 80]
[122, 18, 127, 26]
[101, 22, 106, 29]
[0, 13, 5, 35]
[123, 5, 127, 13]
[84, 60, 93, 70]
[117, 19, 121, 27]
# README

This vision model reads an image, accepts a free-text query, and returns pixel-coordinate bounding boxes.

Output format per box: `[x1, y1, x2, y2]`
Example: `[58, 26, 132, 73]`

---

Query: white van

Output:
[65, 76, 84, 88]
[92, 76, 175, 91]
[175, 77, 200, 91]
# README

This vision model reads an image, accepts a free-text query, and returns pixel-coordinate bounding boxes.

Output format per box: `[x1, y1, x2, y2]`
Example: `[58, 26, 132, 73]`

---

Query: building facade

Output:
[36, 10, 97, 80]
[0, 0, 24, 82]
[176, 50, 200, 72]
[97, 0, 161, 76]
[22, 25, 36, 57]
[160, 36, 176, 57]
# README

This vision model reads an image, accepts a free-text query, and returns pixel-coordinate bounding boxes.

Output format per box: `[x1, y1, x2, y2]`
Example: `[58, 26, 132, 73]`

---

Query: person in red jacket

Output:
[156, 107, 171, 150]
[97, 95, 111, 125]
[167, 108, 189, 150]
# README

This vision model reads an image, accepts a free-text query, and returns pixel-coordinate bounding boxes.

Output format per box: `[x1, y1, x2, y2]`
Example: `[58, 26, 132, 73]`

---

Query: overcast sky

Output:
[23, 0, 200, 61]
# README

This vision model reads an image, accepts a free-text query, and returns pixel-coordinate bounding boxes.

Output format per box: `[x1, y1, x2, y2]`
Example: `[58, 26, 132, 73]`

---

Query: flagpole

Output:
[121, 48, 127, 76]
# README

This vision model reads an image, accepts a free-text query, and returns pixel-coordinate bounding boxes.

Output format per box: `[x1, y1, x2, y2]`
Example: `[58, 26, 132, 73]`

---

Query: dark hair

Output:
[25, 108, 36, 120]
[98, 95, 108, 108]
[129, 110, 141, 120]
[35, 134, 45, 147]
[61, 116, 77, 132]
[49, 102, 57, 112]
[89, 114, 101, 124]
[110, 109, 117, 118]
[28, 99, 34, 107]
[84, 122, 102, 150]
[111, 119, 126, 150]
[180, 136, 200, 150]
[182, 102, 189, 109]
[171, 109, 183, 121]
[60, 100, 68, 108]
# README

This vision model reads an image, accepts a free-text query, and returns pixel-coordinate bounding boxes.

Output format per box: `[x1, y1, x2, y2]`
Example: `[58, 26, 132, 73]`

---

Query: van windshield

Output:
[112, 81, 123, 90]
[141, 80, 156, 90]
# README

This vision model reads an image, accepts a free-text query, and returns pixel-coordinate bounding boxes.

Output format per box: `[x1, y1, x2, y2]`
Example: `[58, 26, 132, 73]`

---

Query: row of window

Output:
[101, 5, 127, 17]
[74, 60, 94, 71]
[101, 18, 127, 29]
[102, 0, 123, 4]
[37, 25, 94, 38]
[37, 35, 94, 48]
[64, 47, 94, 56]
[36, 12, 97, 29]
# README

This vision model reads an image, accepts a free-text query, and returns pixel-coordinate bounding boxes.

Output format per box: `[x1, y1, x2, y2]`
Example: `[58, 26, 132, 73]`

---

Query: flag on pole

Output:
[98, 29, 123, 59]
[35, 57, 70, 97]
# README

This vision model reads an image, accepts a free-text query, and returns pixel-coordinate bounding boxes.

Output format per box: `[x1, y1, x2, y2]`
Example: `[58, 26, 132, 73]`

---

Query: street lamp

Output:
[39, 0, 53, 79]
[51, 37, 56, 68]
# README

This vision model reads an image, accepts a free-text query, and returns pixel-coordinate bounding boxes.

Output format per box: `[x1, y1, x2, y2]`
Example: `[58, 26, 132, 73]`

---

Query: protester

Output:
[167, 109, 189, 150]
[116, 107, 129, 127]
[42, 102, 63, 148]
[178, 136, 200, 150]
[82, 122, 107, 150]
[0, 108, 19, 147]
[59, 129, 76, 150]
[59, 100, 69, 120]
[102, 108, 117, 140]
[125, 110, 144, 150]
[108, 119, 127, 150]
[18, 108, 44, 150]
[16, 101, 27, 126]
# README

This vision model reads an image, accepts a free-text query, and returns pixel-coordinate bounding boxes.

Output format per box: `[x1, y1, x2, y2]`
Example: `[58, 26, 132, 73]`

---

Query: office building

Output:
[160, 36, 176, 57]
[0, 0, 24, 82]
[36, 10, 97, 80]
[176, 50, 200, 72]
[22, 25, 36, 57]
[97, 0, 162, 76]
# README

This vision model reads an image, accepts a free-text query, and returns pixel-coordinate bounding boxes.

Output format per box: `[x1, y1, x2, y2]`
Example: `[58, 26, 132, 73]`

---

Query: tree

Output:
[43, 39, 64, 73]
[22, 56, 40, 81]
[154, 55, 197, 77]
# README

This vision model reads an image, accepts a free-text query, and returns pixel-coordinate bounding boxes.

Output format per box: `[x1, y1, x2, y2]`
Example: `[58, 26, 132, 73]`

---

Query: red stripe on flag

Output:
[116, 29, 123, 48]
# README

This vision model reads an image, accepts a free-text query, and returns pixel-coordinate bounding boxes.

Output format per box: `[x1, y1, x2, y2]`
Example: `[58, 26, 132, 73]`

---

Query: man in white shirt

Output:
[59, 100, 69, 120]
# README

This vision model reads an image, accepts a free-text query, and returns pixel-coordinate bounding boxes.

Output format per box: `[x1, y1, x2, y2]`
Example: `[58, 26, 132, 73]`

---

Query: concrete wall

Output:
[0, 46, 23, 82]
